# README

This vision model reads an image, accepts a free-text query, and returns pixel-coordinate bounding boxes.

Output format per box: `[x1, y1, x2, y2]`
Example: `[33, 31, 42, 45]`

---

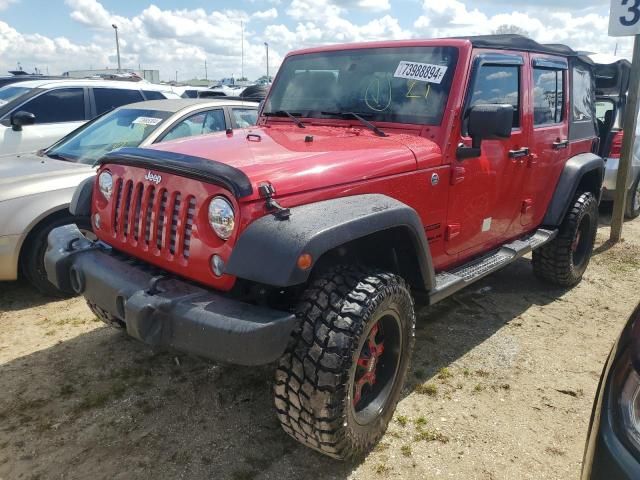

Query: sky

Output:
[0, 0, 627, 82]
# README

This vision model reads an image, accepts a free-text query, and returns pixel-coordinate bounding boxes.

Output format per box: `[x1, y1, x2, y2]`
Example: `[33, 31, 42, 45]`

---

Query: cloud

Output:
[253, 8, 278, 20]
[0, 0, 17, 11]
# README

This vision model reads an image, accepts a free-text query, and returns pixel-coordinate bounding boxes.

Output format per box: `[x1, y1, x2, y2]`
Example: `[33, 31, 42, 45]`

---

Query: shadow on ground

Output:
[0, 256, 567, 480]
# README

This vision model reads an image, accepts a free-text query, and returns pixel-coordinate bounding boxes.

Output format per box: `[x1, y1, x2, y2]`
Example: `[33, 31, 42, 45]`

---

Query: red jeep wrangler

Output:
[46, 35, 603, 459]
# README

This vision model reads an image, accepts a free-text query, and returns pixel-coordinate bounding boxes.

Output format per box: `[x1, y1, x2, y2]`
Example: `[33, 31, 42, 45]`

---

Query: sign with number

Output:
[610, 0, 640, 36]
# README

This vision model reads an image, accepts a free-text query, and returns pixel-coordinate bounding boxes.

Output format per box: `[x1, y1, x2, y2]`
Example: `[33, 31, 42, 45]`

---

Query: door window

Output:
[572, 65, 594, 122]
[161, 109, 226, 142]
[468, 64, 521, 128]
[231, 108, 258, 128]
[94, 88, 144, 115]
[142, 90, 166, 100]
[20, 88, 85, 124]
[533, 68, 564, 126]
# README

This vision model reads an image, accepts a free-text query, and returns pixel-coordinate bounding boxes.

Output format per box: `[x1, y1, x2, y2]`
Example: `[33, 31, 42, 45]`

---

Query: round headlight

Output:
[208, 196, 235, 240]
[98, 171, 113, 200]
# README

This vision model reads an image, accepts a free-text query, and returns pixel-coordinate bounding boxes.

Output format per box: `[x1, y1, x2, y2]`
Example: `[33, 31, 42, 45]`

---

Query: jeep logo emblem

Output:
[144, 171, 162, 184]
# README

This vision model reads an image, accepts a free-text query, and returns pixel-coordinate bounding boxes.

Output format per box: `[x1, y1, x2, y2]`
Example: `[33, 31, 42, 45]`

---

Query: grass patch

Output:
[396, 415, 408, 427]
[473, 384, 485, 393]
[437, 367, 453, 380]
[413, 368, 426, 380]
[75, 381, 127, 411]
[414, 429, 449, 443]
[400, 445, 412, 457]
[475, 369, 490, 377]
[414, 416, 428, 427]
[375, 463, 390, 474]
[415, 383, 437, 396]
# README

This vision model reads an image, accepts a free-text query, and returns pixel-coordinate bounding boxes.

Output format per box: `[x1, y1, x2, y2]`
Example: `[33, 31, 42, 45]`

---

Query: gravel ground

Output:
[0, 213, 638, 480]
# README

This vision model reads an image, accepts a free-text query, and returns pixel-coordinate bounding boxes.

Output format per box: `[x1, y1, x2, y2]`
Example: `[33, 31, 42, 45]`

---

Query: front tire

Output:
[274, 266, 415, 459]
[532, 191, 598, 287]
[21, 215, 93, 297]
[625, 175, 640, 220]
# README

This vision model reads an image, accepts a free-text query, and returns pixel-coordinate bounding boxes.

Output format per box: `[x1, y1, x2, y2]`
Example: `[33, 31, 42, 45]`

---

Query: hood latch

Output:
[258, 182, 291, 220]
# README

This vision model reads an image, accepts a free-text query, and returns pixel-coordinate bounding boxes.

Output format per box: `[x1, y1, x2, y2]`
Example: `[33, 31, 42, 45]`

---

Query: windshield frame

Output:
[263, 45, 460, 127]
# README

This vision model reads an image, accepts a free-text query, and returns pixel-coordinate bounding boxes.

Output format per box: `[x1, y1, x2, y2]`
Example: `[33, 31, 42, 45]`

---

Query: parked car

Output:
[0, 79, 180, 157]
[582, 303, 640, 479]
[592, 54, 640, 219]
[0, 98, 258, 295]
[0, 72, 64, 89]
[46, 34, 603, 459]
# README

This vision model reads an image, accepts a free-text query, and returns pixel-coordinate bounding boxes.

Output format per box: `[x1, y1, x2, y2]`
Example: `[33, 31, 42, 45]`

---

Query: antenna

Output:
[241, 20, 244, 80]
[615, 41, 619, 55]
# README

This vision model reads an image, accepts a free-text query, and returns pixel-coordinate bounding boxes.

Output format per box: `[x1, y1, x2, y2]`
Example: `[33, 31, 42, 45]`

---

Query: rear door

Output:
[91, 88, 144, 116]
[445, 52, 530, 256]
[521, 55, 570, 227]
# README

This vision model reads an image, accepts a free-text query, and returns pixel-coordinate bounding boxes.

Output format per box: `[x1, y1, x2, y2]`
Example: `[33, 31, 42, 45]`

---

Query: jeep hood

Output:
[0, 152, 93, 202]
[144, 125, 442, 198]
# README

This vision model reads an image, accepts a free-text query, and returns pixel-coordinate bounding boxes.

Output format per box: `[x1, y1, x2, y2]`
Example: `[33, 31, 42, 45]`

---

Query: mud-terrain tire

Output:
[21, 215, 93, 297]
[274, 266, 415, 459]
[625, 175, 640, 220]
[532, 192, 598, 287]
[87, 301, 125, 329]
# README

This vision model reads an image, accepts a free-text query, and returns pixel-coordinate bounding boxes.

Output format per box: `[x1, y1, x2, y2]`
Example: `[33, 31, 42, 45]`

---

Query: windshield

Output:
[46, 108, 172, 164]
[264, 46, 458, 125]
[0, 85, 32, 106]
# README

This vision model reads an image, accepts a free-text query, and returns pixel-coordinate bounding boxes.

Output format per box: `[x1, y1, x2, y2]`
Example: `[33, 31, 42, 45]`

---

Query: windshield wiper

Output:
[46, 152, 74, 162]
[320, 111, 387, 137]
[263, 110, 305, 128]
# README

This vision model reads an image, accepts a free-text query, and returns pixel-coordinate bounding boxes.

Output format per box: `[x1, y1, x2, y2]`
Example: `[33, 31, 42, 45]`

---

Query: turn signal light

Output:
[297, 253, 313, 270]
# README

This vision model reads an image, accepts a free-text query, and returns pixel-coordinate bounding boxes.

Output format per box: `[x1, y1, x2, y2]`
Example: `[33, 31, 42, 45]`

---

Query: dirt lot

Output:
[1, 214, 639, 480]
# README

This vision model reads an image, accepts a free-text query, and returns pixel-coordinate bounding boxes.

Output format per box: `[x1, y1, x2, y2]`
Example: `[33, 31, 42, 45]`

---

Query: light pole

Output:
[264, 42, 269, 82]
[111, 24, 121, 72]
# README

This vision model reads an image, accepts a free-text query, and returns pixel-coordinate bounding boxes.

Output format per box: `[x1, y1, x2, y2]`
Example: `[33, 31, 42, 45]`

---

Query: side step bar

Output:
[429, 228, 557, 304]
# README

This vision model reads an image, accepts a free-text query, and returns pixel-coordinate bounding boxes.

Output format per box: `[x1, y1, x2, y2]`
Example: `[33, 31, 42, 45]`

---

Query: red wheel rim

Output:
[353, 323, 385, 407]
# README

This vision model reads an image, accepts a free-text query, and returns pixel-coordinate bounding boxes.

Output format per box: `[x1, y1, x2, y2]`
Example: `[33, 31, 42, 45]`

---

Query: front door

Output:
[445, 53, 530, 256]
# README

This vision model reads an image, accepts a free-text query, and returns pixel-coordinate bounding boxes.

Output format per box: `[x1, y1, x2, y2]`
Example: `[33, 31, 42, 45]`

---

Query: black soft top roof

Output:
[456, 34, 594, 65]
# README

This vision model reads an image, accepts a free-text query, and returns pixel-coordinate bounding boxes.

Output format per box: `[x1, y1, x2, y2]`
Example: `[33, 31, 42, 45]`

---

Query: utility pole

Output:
[205, 60, 208, 81]
[112, 24, 121, 72]
[241, 20, 244, 80]
[264, 42, 269, 81]
[608, 1, 640, 242]
[175, 70, 178, 84]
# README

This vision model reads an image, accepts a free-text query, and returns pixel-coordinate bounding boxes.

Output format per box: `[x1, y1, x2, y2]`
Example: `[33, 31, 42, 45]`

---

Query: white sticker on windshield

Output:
[132, 116, 163, 126]
[394, 61, 448, 84]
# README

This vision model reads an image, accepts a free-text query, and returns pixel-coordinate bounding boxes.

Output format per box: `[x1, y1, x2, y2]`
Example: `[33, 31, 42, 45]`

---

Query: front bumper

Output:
[44, 224, 298, 366]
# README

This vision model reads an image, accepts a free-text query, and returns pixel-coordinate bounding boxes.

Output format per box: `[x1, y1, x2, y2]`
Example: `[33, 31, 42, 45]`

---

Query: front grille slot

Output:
[109, 176, 196, 261]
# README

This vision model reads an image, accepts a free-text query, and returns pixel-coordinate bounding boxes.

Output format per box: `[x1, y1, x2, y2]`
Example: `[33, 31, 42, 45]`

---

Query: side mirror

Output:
[457, 104, 513, 159]
[11, 111, 36, 132]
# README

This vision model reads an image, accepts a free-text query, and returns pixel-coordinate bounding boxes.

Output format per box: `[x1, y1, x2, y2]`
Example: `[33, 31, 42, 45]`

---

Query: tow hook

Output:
[258, 183, 291, 220]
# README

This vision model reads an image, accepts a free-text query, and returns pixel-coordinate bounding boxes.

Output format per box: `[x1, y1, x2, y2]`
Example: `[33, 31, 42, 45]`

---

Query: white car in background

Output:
[0, 98, 258, 295]
[0, 79, 179, 156]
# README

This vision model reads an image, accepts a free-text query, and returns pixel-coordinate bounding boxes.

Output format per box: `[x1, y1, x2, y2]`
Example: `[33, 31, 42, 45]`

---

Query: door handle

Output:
[509, 147, 529, 159]
[552, 139, 569, 150]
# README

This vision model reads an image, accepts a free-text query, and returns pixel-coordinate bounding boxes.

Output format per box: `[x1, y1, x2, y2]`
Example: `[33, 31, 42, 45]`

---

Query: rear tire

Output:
[625, 175, 640, 220]
[274, 266, 415, 459]
[21, 215, 93, 297]
[532, 192, 598, 287]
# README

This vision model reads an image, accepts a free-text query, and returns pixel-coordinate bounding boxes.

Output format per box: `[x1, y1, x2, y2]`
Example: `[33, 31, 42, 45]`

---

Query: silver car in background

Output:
[0, 98, 258, 295]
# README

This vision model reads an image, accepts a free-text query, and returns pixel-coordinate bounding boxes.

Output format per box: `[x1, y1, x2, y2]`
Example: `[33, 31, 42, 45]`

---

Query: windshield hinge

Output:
[258, 182, 291, 220]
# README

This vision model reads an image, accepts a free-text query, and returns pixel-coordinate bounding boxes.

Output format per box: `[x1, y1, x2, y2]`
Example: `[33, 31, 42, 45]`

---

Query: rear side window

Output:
[572, 65, 594, 122]
[161, 109, 227, 142]
[142, 90, 167, 100]
[21, 88, 85, 123]
[231, 108, 258, 128]
[94, 88, 144, 115]
[469, 64, 520, 128]
[533, 68, 564, 126]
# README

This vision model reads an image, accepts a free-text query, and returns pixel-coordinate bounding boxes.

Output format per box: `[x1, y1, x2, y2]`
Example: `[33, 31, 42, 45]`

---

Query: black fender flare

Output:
[226, 194, 435, 290]
[543, 153, 604, 227]
[70, 175, 95, 217]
